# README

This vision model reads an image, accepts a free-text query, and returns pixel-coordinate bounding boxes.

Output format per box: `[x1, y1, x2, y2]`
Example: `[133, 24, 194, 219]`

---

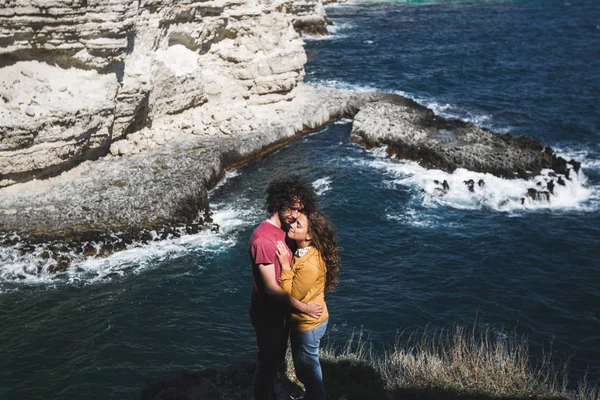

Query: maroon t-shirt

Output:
[248, 220, 293, 323]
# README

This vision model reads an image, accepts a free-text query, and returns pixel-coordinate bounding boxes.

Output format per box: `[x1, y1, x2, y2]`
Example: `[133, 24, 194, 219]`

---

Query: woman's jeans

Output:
[291, 319, 328, 400]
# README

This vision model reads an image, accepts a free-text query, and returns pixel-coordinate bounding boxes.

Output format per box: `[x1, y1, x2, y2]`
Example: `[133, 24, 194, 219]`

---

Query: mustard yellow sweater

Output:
[279, 246, 328, 332]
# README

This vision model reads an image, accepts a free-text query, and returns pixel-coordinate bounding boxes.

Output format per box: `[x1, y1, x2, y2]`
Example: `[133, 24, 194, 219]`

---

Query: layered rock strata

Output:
[0, 0, 309, 186]
[351, 96, 581, 184]
[0, 0, 583, 261]
[288, 0, 330, 35]
[0, 85, 384, 245]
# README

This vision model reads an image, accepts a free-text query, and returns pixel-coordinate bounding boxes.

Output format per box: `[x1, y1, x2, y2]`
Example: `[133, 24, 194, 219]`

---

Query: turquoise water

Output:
[1, 0, 599, 398]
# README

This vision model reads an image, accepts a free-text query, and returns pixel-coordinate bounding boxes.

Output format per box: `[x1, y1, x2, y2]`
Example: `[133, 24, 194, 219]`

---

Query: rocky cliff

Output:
[0, 0, 323, 187]
[0, 0, 582, 260]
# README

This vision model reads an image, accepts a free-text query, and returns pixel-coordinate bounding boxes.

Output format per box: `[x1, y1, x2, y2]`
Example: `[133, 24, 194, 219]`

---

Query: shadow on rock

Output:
[140, 363, 302, 400]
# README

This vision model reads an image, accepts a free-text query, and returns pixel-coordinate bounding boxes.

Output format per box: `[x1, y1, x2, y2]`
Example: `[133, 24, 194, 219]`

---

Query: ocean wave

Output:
[422, 100, 501, 131]
[349, 148, 597, 213]
[327, 21, 354, 34]
[302, 33, 349, 42]
[310, 78, 379, 93]
[0, 204, 256, 290]
[386, 208, 439, 228]
[334, 118, 353, 124]
[551, 145, 600, 171]
[210, 170, 241, 193]
[393, 90, 506, 132]
[313, 177, 333, 195]
[301, 21, 352, 42]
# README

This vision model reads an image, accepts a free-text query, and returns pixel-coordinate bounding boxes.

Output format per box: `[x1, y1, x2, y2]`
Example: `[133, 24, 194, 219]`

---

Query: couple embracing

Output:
[249, 174, 340, 400]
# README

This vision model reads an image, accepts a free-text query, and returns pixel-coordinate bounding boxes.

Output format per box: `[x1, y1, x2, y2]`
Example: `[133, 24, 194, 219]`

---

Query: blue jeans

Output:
[290, 319, 328, 400]
[253, 317, 290, 400]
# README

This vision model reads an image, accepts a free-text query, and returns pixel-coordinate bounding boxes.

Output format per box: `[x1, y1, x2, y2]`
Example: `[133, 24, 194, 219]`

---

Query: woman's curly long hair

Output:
[307, 210, 340, 292]
[266, 173, 319, 215]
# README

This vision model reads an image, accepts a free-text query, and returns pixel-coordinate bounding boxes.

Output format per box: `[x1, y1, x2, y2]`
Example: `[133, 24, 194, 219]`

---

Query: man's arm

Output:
[257, 263, 323, 319]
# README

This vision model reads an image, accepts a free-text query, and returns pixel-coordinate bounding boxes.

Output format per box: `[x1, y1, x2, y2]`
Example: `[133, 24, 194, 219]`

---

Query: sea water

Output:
[1, 0, 599, 398]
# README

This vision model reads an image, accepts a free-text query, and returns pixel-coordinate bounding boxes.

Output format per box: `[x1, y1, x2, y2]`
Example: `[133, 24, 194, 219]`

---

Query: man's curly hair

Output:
[266, 173, 319, 215]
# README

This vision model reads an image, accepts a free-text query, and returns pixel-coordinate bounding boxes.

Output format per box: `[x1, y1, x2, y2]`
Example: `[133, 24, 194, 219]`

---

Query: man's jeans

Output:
[253, 317, 290, 400]
[290, 319, 328, 400]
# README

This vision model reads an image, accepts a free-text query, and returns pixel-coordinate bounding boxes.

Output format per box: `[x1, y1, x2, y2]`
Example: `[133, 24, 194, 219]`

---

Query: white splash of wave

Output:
[310, 79, 379, 93]
[393, 90, 502, 132]
[327, 21, 354, 34]
[210, 170, 241, 193]
[313, 177, 333, 196]
[334, 118, 353, 124]
[423, 100, 499, 131]
[0, 204, 258, 288]
[301, 21, 352, 41]
[302, 33, 349, 42]
[386, 208, 439, 228]
[551, 145, 600, 171]
[353, 148, 596, 213]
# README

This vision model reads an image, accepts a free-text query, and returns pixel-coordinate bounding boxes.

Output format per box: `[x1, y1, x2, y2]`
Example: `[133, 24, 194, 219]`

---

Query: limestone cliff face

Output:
[0, 0, 313, 186]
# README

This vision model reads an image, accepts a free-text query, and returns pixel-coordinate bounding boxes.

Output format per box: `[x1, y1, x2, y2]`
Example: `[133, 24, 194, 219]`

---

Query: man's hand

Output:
[257, 263, 323, 318]
[304, 301, 323, 319]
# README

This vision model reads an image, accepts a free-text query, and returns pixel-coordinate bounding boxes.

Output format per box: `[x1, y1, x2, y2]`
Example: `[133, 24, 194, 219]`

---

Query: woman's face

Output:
[288, 213, 311, 243]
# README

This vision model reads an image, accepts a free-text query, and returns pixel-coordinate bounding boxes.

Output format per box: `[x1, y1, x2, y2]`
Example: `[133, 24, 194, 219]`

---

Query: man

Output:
[249, 174, 323, 400]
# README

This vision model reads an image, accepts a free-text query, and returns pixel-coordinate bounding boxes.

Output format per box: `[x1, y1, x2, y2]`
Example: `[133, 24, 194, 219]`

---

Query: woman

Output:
[276, 210, 340, 400]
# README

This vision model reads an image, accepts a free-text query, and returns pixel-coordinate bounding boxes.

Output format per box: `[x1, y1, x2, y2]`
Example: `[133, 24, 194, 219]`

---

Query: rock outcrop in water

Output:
[351, 96, 581, 181]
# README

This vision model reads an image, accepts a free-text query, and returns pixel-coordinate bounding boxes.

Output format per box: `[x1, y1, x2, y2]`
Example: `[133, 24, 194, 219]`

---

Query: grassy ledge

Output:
[308, 325, 599, 400]
[141, 324, 598, 400]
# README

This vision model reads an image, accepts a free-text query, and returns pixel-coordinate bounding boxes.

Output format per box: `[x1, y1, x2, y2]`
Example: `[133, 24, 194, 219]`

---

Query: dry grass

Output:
[314, 325, 599, 400]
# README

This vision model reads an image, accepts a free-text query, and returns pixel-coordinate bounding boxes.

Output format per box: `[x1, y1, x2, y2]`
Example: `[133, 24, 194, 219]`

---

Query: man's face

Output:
[278, 199, 304, 230]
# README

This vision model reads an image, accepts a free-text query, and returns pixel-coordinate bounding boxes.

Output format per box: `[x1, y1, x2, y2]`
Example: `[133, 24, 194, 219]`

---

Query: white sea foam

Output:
[386, 208, 439, 228]
[551, 145, 600, 171]
[0, 204, 256, 288]
[210, 170, 241, 192]
[313, 177, 333, 195]
[327, 21, 354, 34]
[394, 90, 503, 132]
[211, 201, 261, 233]
[350, 148, 596, 213]
[303, 33, 348, 42]
[334, 118, 353, 124]
[0, 165, 265, 290]
[301, 21, 352, 41]
[310, 78, 379, 93]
